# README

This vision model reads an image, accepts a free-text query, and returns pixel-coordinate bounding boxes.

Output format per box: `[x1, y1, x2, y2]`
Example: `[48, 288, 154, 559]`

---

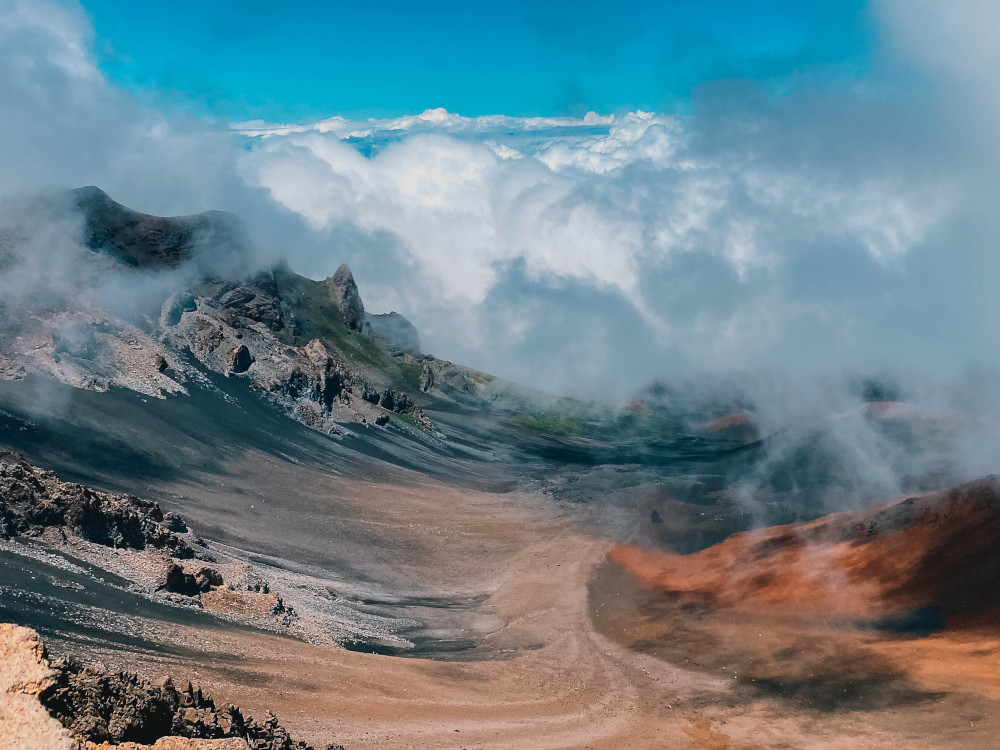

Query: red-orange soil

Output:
[598, 476, 1000, 718]
[699, 412, 760, 443]
[609, 475, 1000, 624]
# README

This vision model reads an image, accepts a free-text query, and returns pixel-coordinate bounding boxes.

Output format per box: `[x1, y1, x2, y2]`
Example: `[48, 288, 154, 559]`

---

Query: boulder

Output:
[158, 563, 222, 597]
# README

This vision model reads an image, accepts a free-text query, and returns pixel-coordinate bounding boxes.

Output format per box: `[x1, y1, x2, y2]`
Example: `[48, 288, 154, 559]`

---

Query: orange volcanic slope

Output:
[609, 476, 1000, 626]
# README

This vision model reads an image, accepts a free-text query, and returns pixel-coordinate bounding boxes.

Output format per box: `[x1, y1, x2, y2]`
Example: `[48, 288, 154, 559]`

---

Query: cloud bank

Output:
[235, 97, 958, 394]
[1, 0, 998, 400]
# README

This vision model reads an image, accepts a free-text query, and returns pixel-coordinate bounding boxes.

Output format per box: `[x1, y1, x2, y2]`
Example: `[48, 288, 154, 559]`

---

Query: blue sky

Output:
[79, 0, 873, 121]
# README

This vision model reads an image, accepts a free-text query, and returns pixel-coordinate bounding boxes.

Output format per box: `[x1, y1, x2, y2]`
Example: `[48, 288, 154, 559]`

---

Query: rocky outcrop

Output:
[420, 360, 435, 392]
[0, 624, 73, 749]
[209, 278, 284, 333]
[161, 512, 187, 533]
[3, 188, 451, 433]
[0, 308, 185, 399]
[360, 384, 421, 416]
[164, 277, 431, 431]
[321, 265, 365, 331]
[0, 624, 340, 750]
[0, 450, 193, 558]
[0, 453, 296, 622]
[364, 311, 420, 354]
[40, 662, 339, 750]
[73, 187, 252, 272]
[418, 356, 489, 399]
[158, 563, 223, 597]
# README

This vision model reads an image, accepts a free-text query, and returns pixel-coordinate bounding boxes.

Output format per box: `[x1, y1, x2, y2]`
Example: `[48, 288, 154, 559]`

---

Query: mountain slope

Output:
[1, 187, 500, 434]
[2, 187, 1000, 748]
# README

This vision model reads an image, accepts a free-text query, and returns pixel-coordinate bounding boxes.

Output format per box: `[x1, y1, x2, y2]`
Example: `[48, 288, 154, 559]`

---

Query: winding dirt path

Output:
[37, 465, 1000, 749]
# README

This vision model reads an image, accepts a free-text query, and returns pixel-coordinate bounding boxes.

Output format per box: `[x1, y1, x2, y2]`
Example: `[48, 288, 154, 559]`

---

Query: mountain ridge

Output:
[0, 187, 499, 434]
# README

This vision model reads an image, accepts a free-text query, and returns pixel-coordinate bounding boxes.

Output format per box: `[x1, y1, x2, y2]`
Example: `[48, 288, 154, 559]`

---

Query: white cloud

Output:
[0, 0, 996, 397]
[237, 99, 952, 387]
[0, 0, 98, 82]
[242, 118, 671, 307]
[231, 107, 616, 139]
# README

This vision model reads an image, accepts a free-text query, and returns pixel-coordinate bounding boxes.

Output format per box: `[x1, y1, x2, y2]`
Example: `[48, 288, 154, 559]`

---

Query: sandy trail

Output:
[41, 461, 711, 749]
[123, 532, 716, 750]
[34, 461, 1000, 749]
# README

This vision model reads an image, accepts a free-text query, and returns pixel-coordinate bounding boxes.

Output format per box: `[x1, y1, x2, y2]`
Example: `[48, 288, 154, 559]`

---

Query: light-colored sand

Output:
[21, 457, 1000, 750]
[51, 468, 1000, 750]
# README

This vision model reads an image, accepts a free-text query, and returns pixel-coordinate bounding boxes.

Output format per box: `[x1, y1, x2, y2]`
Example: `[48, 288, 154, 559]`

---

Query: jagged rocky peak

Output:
[322, 264, 365, 331]
[364, 311, 421, 354]
[320, 264, 421, 353]
[72, 185, 253, 270]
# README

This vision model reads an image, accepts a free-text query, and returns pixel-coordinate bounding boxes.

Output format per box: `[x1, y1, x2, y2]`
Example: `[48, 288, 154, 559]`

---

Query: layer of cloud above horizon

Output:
[1, 0, 999, 398]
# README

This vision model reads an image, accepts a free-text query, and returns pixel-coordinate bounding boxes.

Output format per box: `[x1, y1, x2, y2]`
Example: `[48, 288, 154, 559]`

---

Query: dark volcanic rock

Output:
[216, 285, 257, 310]
[159, 562, 224, 597]
[192, 278, 285, 334]
[250, 340, 430, 430]
[39, 657, 341, 749]
[74, 185, 194, 268]
[379, 388, 409, 412]
[229, 344, 254, 374]
[322, 264, 365, 331]
[241, 273, 286, 331]
[360, 385, 420, 418]
[162, 511, 188, 533]
[0, 450, 192, 558]
[420, 359, 435, 392]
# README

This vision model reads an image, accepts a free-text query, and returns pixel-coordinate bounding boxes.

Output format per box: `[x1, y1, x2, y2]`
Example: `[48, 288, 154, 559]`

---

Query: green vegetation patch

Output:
[274, 269, 388, 372]
[517, 412, 585, 437]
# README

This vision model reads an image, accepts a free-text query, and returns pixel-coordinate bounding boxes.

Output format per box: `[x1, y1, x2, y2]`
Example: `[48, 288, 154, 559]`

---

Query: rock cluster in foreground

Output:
[0, 623, 341, 750]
